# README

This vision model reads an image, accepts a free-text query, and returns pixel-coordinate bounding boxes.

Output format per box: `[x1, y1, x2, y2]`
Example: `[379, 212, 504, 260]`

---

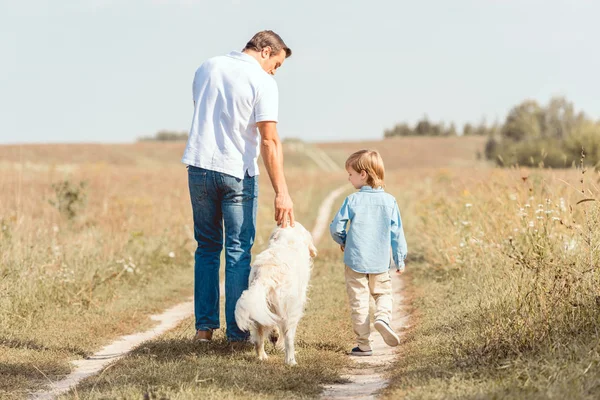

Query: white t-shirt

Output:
[181, 51, 279, 179]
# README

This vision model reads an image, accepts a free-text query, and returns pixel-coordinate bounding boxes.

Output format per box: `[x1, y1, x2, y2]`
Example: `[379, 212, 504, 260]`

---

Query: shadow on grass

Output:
[0, 360, 70, 396]
[70, 337, 349, 398]
[0, 337, 88, 358]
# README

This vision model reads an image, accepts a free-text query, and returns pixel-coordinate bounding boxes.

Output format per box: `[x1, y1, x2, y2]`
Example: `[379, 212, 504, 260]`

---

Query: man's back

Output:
[182, 51, 278, 179]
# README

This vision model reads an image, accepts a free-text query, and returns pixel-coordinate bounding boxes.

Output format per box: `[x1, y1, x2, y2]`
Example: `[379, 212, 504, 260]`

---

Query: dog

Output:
[234, 222, 317, 365]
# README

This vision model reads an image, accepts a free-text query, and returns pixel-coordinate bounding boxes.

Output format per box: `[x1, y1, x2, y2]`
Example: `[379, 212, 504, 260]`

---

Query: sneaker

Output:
[193, 329, 213, 342]
[350, 346, 373, 356]
[374, 319, 399, 347]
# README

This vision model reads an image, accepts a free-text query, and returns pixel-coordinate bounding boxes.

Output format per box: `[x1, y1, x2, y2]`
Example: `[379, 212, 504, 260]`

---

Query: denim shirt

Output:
[329, 186, 408, 273]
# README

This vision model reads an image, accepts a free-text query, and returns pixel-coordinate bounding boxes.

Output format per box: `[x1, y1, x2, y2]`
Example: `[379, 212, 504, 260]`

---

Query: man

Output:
[182, 30, 295, 345]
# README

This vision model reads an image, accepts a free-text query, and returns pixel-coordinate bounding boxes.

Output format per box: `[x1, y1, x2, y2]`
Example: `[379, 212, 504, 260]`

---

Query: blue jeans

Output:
[187, 166, 258, 341]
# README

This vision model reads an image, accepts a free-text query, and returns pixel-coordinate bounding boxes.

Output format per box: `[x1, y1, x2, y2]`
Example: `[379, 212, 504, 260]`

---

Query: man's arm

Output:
[257, 121, 294, 227]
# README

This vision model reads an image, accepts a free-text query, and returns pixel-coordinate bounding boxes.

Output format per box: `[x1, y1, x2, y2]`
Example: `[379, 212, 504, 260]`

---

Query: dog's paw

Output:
[258, 352, 269, 361]
[285, 358, 297, 366]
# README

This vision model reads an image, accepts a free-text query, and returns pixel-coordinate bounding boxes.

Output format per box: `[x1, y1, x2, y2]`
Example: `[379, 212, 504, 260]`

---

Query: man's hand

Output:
[275, 192, 295, 228]
[340, 245, 345, 252]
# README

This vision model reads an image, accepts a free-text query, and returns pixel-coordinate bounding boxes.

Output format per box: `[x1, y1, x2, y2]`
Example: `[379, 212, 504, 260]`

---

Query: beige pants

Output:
[345, 266, 393, 351]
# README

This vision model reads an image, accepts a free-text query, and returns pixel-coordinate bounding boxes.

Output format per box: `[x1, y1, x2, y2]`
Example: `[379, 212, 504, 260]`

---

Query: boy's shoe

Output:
[193, 329, 213, 342]
[374, 319, 400, 347]
[350, 346, 373, 356]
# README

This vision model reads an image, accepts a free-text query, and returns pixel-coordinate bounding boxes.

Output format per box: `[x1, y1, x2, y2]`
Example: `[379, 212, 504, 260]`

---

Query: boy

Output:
[330, 149, 407, 356]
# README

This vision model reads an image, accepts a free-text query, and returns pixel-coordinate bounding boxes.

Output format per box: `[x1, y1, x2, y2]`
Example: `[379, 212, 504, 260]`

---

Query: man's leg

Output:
[220, 171, 258, 342]
[188, 166, 223, 333]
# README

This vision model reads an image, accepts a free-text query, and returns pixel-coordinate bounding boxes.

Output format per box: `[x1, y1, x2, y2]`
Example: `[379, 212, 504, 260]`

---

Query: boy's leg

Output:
[370, 271, 399, 346]
[369, 271, 393, 324]
[345, 266, 371, 351]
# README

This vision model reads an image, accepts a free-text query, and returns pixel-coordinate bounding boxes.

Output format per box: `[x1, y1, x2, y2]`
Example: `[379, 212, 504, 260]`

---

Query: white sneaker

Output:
[374, 319, 399, 347]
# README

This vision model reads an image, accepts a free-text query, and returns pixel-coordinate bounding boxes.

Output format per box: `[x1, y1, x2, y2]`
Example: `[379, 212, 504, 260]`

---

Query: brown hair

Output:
[345, 150, 385, 188]
[243, 30, 292, 58]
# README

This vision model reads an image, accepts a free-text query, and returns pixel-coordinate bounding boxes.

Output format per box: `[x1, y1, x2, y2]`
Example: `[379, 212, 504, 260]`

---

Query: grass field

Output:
[2, 136, 599, 399]
[382, 165, 600, 399]
[0, 142, 349, 399]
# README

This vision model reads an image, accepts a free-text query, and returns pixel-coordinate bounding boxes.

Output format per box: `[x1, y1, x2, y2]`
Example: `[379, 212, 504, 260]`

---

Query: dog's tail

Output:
[235, 283, 279, 331]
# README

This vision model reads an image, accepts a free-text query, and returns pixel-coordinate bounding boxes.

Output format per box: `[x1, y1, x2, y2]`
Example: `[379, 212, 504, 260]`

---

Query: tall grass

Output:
[384, 165, 600, 399]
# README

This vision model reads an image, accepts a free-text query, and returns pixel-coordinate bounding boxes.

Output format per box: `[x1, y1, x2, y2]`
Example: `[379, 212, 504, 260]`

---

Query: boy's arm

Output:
[329, 197, 351, 246]
[391, 200, 408, 271]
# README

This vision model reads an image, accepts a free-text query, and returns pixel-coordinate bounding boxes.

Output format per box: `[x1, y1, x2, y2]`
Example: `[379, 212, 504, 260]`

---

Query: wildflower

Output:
[168, 251, 175, 258]
[465, 203, 472, 208]
[52, 225, 59, 233]
[552, 217, 560, 221]
[545, 210, 553, 215]
[525, 204, 531, 208]
[509, 193, 517, 201]
[559, 198, 567, 212]
[528, 221, 534, 228]
[564, 239, 577, 251]
[535, 209, 544, 214]
[461, 221, 470, 226]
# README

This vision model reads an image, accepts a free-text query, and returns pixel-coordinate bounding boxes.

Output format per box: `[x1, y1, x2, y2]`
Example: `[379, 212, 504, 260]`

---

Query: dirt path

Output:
[321, 275, 408, 399]
[31, 185, 349, 400]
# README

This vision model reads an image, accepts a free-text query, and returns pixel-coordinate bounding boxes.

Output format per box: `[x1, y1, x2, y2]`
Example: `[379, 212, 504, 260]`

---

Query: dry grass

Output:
[316, 136, 487, 170]
[57, 243, 354, 400]
[0, 142, 347, 398]
[4, 136, 599, 399]
[382, 165, 600, 399]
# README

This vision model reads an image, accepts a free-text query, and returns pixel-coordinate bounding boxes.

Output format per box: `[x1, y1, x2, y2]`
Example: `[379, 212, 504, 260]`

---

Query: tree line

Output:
[384, 97, 600, 169]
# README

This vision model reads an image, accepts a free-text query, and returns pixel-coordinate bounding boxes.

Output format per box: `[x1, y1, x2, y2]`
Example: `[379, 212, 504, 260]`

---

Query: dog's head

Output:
[269, 222, 318, 258]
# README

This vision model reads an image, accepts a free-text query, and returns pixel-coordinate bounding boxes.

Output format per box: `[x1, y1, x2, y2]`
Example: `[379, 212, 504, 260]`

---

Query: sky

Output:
[1, 0, 599, 144]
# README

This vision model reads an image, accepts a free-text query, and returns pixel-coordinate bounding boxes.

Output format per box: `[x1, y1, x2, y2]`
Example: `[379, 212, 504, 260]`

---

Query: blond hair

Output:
[345, 149, 385, 188]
